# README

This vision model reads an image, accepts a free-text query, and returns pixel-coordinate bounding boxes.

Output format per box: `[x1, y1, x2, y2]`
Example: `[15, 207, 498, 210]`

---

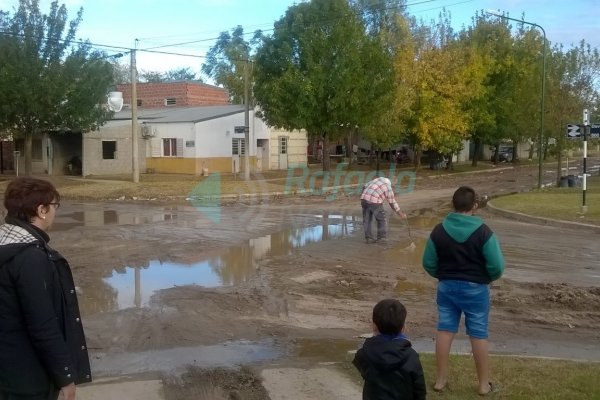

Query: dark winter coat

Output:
[353, 334, 426, 400]
[0, 217, 91, 396]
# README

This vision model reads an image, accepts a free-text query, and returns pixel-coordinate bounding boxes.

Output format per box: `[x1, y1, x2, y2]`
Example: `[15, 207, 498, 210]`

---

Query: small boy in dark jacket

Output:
[353, 299, 426, 400]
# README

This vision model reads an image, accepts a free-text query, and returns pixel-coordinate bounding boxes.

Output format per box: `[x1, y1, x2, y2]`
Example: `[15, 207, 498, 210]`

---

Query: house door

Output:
[278, 136, 288, 170]
[257, 139, 269, 171]
[232, 138, 245, 173]
[262, 144, 269, 171]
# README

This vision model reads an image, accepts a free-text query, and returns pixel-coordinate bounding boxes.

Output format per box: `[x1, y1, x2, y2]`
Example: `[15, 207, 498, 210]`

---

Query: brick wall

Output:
[117, 82, 229, 108]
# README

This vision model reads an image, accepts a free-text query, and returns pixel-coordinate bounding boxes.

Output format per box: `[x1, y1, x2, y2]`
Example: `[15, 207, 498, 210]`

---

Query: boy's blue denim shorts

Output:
[436, 280, 490, 339]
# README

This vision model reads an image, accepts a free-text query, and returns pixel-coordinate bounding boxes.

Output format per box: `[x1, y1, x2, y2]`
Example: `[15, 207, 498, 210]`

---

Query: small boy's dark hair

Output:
[372, 299, 407, 335]
[452, 186, 477, 212]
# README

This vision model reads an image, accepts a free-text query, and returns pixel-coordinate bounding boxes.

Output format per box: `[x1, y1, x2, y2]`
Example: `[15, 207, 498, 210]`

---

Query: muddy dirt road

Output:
[46, 163, 600, 398]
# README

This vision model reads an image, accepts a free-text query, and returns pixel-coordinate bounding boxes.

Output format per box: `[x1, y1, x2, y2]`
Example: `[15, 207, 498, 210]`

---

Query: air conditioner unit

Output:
[141, 124, 155, 138]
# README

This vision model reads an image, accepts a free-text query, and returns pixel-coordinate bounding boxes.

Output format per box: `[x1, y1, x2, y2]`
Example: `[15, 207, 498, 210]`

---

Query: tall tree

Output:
[139, 67, 200, 83]
[350, 0, 407, 167]
[393, 11, 477, 168]
[165, 67, 198, 82]
[0, 0, 114, 174]
[460, 14, 517, 165]
[139, 70, 165, 83]
[545, 41, 600, 183]
[201, 26, 263, 103]
[253, 0, 394, 171]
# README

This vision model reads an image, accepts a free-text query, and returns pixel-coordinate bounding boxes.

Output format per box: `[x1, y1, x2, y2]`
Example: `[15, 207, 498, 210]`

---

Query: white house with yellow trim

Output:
[82, 105, 307, 176]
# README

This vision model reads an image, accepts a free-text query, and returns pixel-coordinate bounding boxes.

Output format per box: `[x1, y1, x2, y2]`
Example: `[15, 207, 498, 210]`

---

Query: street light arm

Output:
[484, 10, 547, 38]
[485, 9, 502, 17]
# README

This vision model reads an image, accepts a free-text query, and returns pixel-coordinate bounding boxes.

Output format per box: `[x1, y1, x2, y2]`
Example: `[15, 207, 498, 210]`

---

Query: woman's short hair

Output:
[452, 186, 477, 212]
[4, 177, 60, 222]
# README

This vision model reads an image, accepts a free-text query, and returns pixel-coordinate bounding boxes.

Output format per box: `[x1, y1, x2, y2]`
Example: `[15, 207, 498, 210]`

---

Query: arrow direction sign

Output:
[566, 124, 581, 138]
[566, 123, 600, 139]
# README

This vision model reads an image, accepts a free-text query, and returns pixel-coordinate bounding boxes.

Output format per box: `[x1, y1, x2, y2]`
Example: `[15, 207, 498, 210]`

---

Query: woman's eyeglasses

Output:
[48, 202, 60, 209]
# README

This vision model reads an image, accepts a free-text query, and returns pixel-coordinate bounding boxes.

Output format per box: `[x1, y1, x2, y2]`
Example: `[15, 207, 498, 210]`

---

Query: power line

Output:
[138, 0, 450, 52]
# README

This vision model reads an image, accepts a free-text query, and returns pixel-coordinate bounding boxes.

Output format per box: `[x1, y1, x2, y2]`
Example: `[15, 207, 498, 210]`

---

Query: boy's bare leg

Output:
[434, 330, 455, 390]
[470, 337, 491, 394]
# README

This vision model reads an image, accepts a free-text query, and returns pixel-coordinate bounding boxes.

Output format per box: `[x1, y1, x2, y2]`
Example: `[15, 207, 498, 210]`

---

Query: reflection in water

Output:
[91, 340, 280, 376]
[98, 217, 358, 312]
[52, 208, 176, 230]
[294, 338, 360, 362]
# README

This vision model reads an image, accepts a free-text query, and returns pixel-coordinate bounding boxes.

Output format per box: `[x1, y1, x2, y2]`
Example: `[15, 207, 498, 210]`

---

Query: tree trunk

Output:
[556, 140, 563, 186]
[413, 147, 421, 170]
[24, 131, 33, 176]
[322, 135, 331, 172]
[375, 147, 381, 175]
[492, 143, 500, 165]
[511, 144, 519, 164]
[472, 139, 480, 167]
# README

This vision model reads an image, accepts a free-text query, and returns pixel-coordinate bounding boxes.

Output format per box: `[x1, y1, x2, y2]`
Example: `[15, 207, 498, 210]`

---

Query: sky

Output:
[0, 0, 598, 76]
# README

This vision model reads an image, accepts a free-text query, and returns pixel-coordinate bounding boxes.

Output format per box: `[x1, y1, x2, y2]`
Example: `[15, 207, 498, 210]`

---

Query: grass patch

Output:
[492, 175, 600, 224]
[342, 353, 600, 399]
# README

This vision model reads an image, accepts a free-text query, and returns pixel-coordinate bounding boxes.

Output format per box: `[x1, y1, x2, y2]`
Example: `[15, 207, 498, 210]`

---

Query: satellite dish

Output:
[107, 91, 124, 112]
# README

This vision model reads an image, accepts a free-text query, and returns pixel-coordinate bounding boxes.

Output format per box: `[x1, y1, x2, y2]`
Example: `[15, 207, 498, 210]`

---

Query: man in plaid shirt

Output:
[360, 176, 407, 243]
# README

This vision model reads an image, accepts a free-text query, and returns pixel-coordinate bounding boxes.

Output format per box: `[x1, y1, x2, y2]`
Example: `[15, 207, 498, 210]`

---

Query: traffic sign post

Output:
[582, 109, 589, 214]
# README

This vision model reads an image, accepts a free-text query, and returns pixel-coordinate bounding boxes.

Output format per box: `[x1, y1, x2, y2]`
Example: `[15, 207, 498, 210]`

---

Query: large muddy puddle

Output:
[89, 215, 360, 312]
[75, 204, 600, 315]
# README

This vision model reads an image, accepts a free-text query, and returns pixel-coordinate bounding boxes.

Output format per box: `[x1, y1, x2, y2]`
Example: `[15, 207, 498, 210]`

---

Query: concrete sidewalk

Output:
[77, 377, 164, 400]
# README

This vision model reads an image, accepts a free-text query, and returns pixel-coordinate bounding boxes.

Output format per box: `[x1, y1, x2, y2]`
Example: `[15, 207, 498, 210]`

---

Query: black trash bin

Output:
[559, 176, 569, 187]
[567, 175, 581, 187]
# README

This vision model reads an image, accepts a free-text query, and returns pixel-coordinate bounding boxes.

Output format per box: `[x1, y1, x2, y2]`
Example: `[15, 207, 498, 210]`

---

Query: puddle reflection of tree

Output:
[79, 280, 118, 315]
[210, 214, 358, 285]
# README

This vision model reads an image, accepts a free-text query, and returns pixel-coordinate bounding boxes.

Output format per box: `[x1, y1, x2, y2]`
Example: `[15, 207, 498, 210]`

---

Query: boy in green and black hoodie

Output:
[422, 186, 504, 396]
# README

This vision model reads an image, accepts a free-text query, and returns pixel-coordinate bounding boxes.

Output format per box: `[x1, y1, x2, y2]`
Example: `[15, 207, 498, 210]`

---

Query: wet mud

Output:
[43, 162, 600, 398]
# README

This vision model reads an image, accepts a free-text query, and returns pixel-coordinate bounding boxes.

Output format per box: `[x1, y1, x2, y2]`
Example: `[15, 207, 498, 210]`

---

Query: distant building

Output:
[116, 81, 230, 108]
[9, 82, 306, 176]
[83, 104, 307, 176]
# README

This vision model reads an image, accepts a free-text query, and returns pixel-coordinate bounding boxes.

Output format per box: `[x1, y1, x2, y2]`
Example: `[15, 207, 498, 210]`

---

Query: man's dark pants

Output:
[361, 199, 386, 241]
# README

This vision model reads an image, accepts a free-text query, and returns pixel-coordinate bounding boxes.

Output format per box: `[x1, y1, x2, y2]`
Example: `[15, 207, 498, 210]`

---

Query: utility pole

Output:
[131, 48, 140, 183]
[244, 60, 250, 181]
[582, 109, 589, 214]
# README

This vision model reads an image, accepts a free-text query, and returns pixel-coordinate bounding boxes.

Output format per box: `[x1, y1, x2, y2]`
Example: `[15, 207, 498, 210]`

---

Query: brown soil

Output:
[37, 162, 600, 398]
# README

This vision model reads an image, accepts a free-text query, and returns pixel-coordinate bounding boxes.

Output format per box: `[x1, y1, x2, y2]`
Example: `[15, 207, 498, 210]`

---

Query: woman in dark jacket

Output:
[0, 177, 91, 400]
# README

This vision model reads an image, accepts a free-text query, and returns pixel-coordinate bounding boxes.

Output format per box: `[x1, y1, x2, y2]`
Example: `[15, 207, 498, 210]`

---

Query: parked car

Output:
[490, 146, 513, 162]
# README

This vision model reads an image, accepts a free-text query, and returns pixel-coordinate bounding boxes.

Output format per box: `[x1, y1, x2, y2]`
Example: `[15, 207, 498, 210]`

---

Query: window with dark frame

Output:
[279, 137, 288, 155]
[232, 138, 245, 155]
[163, 138, 177, 156]
[102, 141, 117, 160]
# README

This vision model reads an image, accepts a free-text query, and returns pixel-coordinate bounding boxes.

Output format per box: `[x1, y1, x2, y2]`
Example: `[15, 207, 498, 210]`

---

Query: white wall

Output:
[269, 128, 308, 170]
[145, 122, 195, 157]
[193, 110, 270, 158]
